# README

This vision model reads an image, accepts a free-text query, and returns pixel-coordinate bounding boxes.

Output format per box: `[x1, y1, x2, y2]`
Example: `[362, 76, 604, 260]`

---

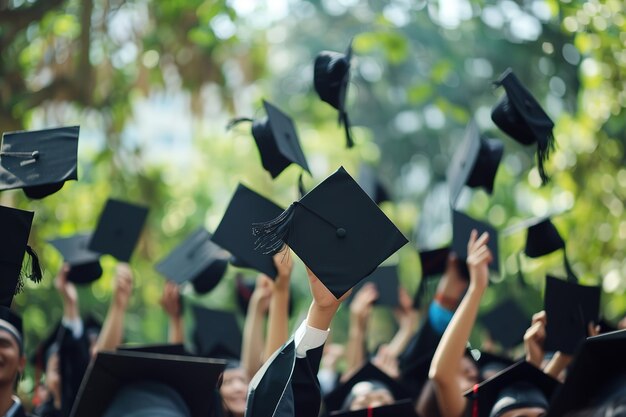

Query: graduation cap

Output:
[350, 266, 399, 308]
[314, 41, 354, 148]
[491, 68, 555, 185]
[48, 233, 103, 284]
[472, 350, 516, 380]
[329, 399, 416, 417]
[413, 247, 452, 309]
[0, 125, 79, 199]
[452, 210, 499, 273]
[447, 119, 504, 208]
[118, 343, 190, 357]
[227, 100, 310, 179]
[69, 350, 225, 417]
[464, 361, 560, 417]
[358, 164, 391, 206]
[0, 205, 41, 307]
[547, 330, 626, 417]
[543, 275, 601, 355]
[324, 362, 411, 413]
[88, 199, 149, 262]
[252, 166, 408, 299]
[212, 184, 284, 278]
[191, 306, 242, 360]
[480, 300, 530, 349]
[155, 227, 229, 295]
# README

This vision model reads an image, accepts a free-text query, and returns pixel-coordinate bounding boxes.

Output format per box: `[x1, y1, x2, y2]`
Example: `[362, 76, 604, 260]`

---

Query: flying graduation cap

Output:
[227, 100, 311, 180]
[447, 119, 504, 209]
[88, 199, 149, 262]
[349, 265, 400, 308]
[452, 210, 500, 273]
[491, 68, 555, 185]
[252, 166, 408, 299]
[0, 126, 79, 199]
[155, 227, 229, 295]
[48, 233, 103, 284]
[191, 306, 242, 360]
[314, 40, 354, 148]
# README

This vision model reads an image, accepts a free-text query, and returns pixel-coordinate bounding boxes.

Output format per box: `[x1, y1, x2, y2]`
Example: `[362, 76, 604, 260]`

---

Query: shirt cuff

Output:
[61, 316, 84, 339]
[294, 320, 329, 358]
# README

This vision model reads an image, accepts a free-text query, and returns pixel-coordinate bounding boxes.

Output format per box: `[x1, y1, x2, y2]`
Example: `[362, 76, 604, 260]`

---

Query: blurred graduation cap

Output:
[69, 350, 225, 417]
[155, 227, 229, 295]
[471, 350, 516, 380]
[324, 362, 411, 413]
[252, 166, 408, 299]
[350, 266, 399, 307]
[329, 399, 416, 417]
[88, 199, 149, 262]
[413, 247, 452, 309]
[314, 40, 354, 148]
[480, 301, 530, 349]
[447, 119, 504, 208]
[212, 183, 284, 278]
[0, 205, 41, 307]
[547, 330, 626, 417]
[491, 68, 555, 185]
[0, 126, 79, 199]
[452, 210, 499, 273]
[543, 275, 601, 355]
[227, 100, 310, 179]
[118, 343, 190, 357]
[48, 233, 103, 284]
[191, 306, 242, 360]
[358, 164, 391, 206]
[464, 361, 560, 417]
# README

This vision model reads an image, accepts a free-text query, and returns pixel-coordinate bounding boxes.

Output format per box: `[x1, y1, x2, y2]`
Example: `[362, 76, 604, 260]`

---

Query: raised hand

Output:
[350, 282, 378, 329]
[524, 310, 547, 368]
[160, 281, 181, 318]
[466, 230, 492, 291]
[273, 250, 294, 292]
[113, 263, 133, 310]
[54, 263, 79, 317]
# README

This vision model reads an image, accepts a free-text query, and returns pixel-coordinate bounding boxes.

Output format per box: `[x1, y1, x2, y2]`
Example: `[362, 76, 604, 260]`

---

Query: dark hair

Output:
[563, 392, 626, 417]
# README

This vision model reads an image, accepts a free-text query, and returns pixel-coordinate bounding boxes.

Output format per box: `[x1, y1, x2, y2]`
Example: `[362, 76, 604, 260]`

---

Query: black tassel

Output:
[516, 252, 527, 288]
[564, 252, 577, 283]
[537, 132, 555, 185]
[252, 203, 298, 255]
[297, 173, 306, 198]
[342, 111, 354, 148]
[24, 245, 43, 284]
[226, 117, 254, 131]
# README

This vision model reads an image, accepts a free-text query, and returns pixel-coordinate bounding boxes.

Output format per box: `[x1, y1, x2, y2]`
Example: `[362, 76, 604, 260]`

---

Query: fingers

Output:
[531, 310, 547, 326]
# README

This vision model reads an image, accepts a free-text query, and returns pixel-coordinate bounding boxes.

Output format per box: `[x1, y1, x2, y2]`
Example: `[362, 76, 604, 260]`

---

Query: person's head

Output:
[488, 382, 548, 417]
[0, 322, 26, 389]
[343, 380, 395, 411]
[219, 362, 249, 417]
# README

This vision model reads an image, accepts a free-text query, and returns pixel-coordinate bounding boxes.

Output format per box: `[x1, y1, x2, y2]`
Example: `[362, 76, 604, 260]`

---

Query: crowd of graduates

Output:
[0, 40, 625, 417]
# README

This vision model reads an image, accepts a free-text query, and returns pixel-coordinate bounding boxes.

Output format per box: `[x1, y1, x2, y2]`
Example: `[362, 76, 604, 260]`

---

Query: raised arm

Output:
[428, 230, 491, 417]
[262, 252, 293, 361]
[160, 281, 183, 344]
[386, 287, 419, 358]
[94, 264, 133, 352]
[241, 273, 272, 377]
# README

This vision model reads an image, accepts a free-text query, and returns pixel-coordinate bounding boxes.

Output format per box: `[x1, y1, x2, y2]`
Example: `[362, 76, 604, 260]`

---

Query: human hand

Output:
[321, 343, 345, 371]
[160, 281, 181, 318]
[587, 321, 601, 337]
[251, 273, 273, 313]
[306, 266, 351, 330]
[524, 310, 547, 368]
[372, 344, 400, 379]
[393, 287, 418, 331]
[466, 230, 492, 291]
[54, 263, 78, 310]
[113, 263, 133, 310]
[350, 282, 378, 328]
[272, 250, 293, 292]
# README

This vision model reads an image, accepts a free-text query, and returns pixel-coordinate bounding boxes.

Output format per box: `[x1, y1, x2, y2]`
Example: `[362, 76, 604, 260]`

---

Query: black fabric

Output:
[398, 315, 442, 397]
[0, 205, 34, 308]
[48, 234, 102, 284]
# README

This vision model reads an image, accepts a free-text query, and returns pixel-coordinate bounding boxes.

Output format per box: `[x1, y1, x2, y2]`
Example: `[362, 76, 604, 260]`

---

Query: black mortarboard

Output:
[480, 301, 530, 349]
[324, 362, 411, 413]
[314, 41, 354, 148]
[358, 164, 391, 206]
[413, 247, 452, 309]
[524, 217, 564, 258]
[155, 227, 229, 295]
[253, 166, 408, 299]
[191, 306, 241, 360]
[212, 184, 284, 278]
[228, 101, 311, 179]
[48, 233, 103, 284]
[69, 350, 225, 417]
[329, 399, 416, 417]
[0, 204, 39, 309]
[118, 343, 190, 356]
[448, 120, 504, 208]
[350, 266, 399, 307]
[88, 199, 149, 262]
[0, 126, 79, 199]
[547, 330, 626, 417]
[543, 275, 601, 355]
[464, 361, 559, 417]
[472, 350, 516, 379]
[491, 68, 555, 185]
[452, 210, 499, 272]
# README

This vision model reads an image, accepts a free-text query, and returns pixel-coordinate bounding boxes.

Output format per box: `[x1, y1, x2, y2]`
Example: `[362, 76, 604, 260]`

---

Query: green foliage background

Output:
[1, 0, 625, 395]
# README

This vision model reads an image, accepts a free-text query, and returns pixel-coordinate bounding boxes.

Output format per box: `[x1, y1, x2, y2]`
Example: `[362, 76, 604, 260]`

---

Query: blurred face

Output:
[499, 407, 546, 417]
[0, 330, 24, 387]
[458, 356, 480, 392]
[349, 381, 395, 411]
[45, 352, 61, 398]
[220, 368, 249, 416]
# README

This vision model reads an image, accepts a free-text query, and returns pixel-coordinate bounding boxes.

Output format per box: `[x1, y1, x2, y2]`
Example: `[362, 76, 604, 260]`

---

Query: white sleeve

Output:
[61, 316, 84, 339]
[294, 320, 330, 358]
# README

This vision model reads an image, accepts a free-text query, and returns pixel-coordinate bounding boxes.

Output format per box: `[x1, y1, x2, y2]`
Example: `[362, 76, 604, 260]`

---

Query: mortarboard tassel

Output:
[342, 111, 354, 148]
[252, 203, 298, 255]
[23, 245, 43, 283]
[225, 117, 254, 131]
[536, 132, 555, 185]
[298, 173, 307, 198]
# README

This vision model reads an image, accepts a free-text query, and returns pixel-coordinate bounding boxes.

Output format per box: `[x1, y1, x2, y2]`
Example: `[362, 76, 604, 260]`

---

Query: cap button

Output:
[336, 228, 346, 238]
